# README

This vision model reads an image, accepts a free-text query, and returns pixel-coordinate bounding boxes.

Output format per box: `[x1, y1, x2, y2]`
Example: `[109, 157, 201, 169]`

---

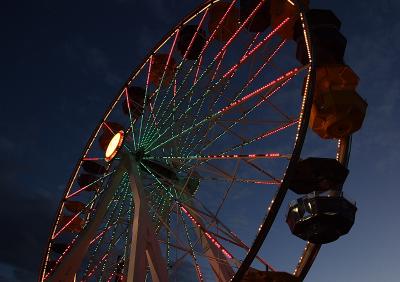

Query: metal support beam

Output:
[126, 155, 168, 282]
[49, 161, 128, 282]
[189, 206, 234, 282]
[49, 154, 168, 282]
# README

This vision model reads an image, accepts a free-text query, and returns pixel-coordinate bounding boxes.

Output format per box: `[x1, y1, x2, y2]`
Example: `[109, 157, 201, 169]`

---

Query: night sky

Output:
[1, 0, 399, 281]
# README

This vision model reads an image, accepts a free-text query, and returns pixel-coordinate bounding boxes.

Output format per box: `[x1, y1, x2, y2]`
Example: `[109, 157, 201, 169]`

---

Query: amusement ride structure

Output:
[39, 0, 367, 281]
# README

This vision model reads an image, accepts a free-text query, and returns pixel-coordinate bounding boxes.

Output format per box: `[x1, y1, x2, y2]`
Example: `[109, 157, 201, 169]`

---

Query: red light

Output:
[183, 8, 209, 59]
[180, 204, 233, 259]
[52, 213, 83, 240]
[223, 18, 290, 79]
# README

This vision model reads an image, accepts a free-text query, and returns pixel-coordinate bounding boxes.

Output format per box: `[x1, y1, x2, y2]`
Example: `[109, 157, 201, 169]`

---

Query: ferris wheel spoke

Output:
[177, 79, 226, 157]
[52, 187, 107, 240]
[143, 45, 229, 149]
[174, 53, 230, 154]
[223, 17, 290, 79]
[145, 3, 275, 148]
[65, 170, 116, 199]
[44, 219, 120, 279]
[161, 239, 233, 268]
[200, 176, 281, 185]
[140, 161, 178, 200]
[146, 180, 239, 272]
[177, 5, 210, 86]
[214, 154, 241, 219]
[243, 158, 281, 182]
[155, 209, 185, 249]
[178, 208, 205, 282]
[147, 64, 303, 154]
[176, 51, 242, 157]
[202, 0, 237, 53]
[217, 120, 249, 143]
[136, 55, 154, 147]
[211, 0, 269, 65]
[83, 178, 130, 277]
[266, 99, 293, 121]
[140, 31, 213, 147]
[147, 152, 286, 161]
[138, 55, 159, 149]
[97, 186, 131, 278]
[190, 114, 298, 168]
[168, 210, 226, 278]
[177, 40, 291, 158]
[216, 66, 304, 116]
[232, 119, 299, 151]
[179, 200, 276, 270]
[84, 227, 129, 281]
[141, 7, 212, 142]
[179, 117, 280, 170]
[48, 222, 122, 279]
[203, 161, 238, 182]
[179, 204, 234, 259]
[148, 27, 266, 148]
[123, 87, 138, 151]
[87, 225, 130, 280]
[140, 31, 181, 147]
[160, 54, 228, 158]
[218, 118, 291, 125]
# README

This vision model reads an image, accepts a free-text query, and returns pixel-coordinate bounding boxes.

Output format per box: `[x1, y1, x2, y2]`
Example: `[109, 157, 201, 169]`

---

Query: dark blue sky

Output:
[1, 0, 399, 281]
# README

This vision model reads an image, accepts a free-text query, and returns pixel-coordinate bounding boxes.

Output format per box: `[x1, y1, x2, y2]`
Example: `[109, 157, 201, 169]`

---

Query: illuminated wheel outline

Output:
[39, 1, 351, 281]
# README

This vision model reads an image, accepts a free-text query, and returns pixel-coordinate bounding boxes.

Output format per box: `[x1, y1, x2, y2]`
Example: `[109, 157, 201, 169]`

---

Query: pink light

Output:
[200, 0, 237, 57]
[124, 87, 131, 112]
[146, 56, 153, 93]
[44, 225, 114, 280]
[149, 102, 159, 128]
[173, 79, 177, 97]
[183, 8, 209, 59]
[180, 204, 233, 259]
[256, 119, 299, 141]
[245, 17, 289, 58]
[43, 238, 77, 280]
[106, 272, 116, 282]
[223, 31, 260, 78]
[194, 55, 203, 84]
[218, 67, 299, 115]
[103, 122, 115, 134]
[195, 264, 204, 282]
[89, 226, 112, 245]
[243, 39, 287, 90]
[253, 180, 281, 185]
[211, 49, 226, 82]
[86, 253, 110, 279]
[83, 157, 103, 161]
[159, 30, 179, 88]
[66, 181, 99, 199]
[189, 153, 283, 160]
[52, 212, 83, 240]
[223, 17, 290, 78]
[213, 0, 268, 63]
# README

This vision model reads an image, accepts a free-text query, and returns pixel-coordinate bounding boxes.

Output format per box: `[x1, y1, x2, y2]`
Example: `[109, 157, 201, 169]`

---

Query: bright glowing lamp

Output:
[105, 131, 124, 162]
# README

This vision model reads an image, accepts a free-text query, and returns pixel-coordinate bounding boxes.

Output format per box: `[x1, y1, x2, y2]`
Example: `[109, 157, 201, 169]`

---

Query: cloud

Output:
[341, 4, 400, 175]
[0, 152, 58, 281]
[64, 39, 123, 89]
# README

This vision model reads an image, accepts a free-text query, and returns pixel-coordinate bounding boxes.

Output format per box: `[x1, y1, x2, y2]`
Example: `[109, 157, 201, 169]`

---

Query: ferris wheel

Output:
[39, 0, 367, 281]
